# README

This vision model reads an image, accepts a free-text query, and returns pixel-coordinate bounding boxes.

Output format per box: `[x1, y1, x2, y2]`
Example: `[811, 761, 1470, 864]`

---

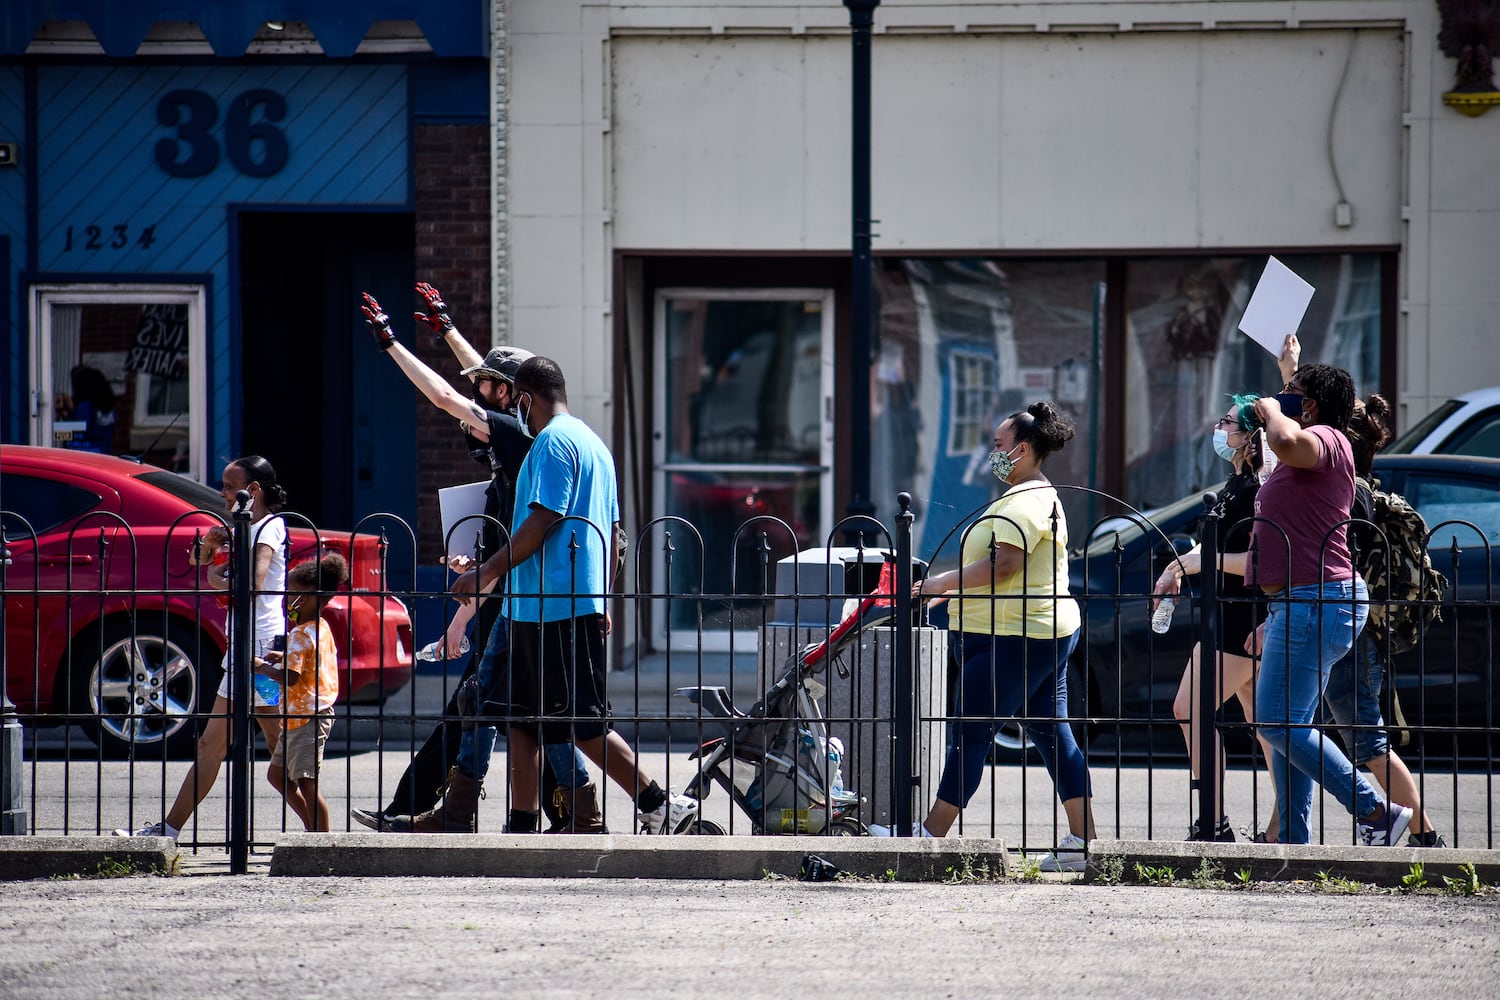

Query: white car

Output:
[1387, 386, 1500, 458]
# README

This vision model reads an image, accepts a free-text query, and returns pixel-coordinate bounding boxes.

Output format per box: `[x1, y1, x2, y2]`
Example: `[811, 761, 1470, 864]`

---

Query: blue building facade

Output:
[1, 4, 489, 574]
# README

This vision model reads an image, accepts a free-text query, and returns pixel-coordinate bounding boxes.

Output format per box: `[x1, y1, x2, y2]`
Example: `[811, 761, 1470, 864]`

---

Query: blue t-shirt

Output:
[506, 413, 620, 623]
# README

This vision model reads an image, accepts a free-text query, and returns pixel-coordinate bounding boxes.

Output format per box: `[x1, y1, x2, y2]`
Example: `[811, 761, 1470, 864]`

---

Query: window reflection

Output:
[1125, 254, 1382, 509]
[870, 252, 1386, 563]
[873, 258, 1106, 564]
[49, 301, 192, 473]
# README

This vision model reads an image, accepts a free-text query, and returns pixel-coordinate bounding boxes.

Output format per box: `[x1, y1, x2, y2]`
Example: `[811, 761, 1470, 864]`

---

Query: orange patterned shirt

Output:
[281, 619, 339, 729]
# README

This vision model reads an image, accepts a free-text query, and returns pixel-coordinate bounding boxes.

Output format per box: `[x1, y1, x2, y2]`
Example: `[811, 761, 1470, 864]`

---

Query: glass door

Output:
[30, 284, 207, 484]
[653, 289, 834, 650]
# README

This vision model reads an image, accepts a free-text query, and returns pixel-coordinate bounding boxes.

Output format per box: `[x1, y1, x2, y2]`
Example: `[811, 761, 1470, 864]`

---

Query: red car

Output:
[1, 446, 414, 755]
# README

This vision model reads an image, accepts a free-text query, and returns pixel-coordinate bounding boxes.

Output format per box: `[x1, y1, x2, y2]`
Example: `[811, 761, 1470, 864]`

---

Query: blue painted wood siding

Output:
[33, 63, 409, 463]
[0, 65, 24, 437]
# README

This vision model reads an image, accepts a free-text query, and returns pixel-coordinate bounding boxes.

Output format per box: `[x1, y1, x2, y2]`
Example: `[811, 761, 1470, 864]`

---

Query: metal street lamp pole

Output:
[844, 0, 879, 526]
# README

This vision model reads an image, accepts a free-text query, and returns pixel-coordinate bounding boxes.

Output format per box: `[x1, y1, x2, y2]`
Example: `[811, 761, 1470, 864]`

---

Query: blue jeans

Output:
[935, 630, 1089, 809]
[1255, 579, 1378, 843]
[457, 616, 590, 787]
[1323, 631, 1390, 766]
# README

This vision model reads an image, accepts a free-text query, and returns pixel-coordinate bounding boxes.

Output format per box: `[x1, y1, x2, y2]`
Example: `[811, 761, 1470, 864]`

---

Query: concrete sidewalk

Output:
[6, 831, 1499, 888]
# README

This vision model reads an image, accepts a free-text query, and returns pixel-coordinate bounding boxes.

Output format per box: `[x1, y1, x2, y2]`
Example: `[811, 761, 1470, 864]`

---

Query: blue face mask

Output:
[1212, 427, 1238, 462]
[1275, 391, 1305, 420]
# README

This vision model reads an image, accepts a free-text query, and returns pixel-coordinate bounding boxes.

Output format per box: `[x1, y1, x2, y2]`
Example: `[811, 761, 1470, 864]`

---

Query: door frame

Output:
[29, 282, 208, 484]
[652, 286, 835, 651]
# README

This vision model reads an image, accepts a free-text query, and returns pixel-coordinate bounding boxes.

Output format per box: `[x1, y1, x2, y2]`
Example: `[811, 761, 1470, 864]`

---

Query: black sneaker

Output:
[1407, 832, 1448, 848]
[350, 808, 396, 832]
[1186, 816, 1237, 842]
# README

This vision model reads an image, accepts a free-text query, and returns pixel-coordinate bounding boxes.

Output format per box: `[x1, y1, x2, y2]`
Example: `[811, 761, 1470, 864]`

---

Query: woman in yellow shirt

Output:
[873, 401, 1095, 872]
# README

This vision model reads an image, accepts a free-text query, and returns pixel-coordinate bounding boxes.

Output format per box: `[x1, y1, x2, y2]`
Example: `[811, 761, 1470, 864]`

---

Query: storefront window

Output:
[32, 287, 205, 482]
[868, 253, 1385, 564]
[872, 258, 1107, 565]
[1124, 254, 1384, 510]
[653, 290, 834, 645]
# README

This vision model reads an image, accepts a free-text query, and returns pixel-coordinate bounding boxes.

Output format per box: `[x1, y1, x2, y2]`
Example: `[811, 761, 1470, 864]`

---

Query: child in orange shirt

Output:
[256, 554, 347, 832]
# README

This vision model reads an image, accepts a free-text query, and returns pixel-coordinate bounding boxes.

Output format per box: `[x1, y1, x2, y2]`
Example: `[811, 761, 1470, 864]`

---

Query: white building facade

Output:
[495, 0, 1497, 639]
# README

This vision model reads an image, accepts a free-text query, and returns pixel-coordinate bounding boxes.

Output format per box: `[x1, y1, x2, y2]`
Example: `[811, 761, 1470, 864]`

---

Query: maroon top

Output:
[1246, 423, 1355, 589]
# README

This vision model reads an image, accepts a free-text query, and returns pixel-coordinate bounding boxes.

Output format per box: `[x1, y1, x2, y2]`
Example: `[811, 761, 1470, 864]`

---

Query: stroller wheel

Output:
[829, 817, 866, 837]
[681, 819, 726, 835]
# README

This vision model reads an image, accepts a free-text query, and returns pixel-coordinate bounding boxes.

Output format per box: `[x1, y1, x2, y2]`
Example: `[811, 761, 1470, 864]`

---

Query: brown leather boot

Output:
[386, 767, 481, 833]
[546, 781, 608, 834]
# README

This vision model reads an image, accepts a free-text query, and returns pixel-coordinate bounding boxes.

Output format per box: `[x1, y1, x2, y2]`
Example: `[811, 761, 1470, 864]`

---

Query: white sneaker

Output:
[112, 821, 176, 840]
[867, 822, 934, 837]
[1037, 833, 1087, 873]
[638, 792, 700, 834]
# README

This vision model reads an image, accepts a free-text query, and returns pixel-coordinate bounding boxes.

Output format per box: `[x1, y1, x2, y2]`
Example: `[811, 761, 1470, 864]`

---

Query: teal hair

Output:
[1229, 393, 1262, 432]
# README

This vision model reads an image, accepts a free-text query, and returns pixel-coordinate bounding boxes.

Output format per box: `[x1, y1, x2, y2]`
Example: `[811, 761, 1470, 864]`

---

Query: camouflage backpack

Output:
[1352, 477, 1448, 654]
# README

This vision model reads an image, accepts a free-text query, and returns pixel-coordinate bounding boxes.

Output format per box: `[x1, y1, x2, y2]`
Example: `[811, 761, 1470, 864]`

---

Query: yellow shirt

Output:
[953, 483, 1080, 638]
[281, 619, 339, 729]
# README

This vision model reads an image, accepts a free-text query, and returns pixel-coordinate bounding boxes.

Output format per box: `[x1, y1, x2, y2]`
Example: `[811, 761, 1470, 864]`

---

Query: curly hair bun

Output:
[1026, 400, 1076, 456]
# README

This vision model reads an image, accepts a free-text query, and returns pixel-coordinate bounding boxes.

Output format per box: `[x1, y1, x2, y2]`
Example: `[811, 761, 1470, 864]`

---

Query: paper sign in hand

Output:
[1238, 256, 1315, 357]
[439, 480, 491, 562]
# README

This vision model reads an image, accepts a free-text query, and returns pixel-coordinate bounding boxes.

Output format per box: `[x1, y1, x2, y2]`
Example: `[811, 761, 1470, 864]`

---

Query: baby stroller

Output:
[674, 557, 900, 835]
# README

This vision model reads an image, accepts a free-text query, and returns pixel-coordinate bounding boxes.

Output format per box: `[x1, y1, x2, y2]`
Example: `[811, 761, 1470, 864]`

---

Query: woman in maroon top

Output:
[1246, 355, 1411, 846]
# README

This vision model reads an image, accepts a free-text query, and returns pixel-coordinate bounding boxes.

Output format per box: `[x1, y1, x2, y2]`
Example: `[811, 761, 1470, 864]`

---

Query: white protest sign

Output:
[438, 480, 491, 562]
[1237, 256, 1315, 357]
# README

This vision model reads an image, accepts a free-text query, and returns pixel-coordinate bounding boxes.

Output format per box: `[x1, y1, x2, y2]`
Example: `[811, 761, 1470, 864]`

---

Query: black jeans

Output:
[379, 598, 497, 815]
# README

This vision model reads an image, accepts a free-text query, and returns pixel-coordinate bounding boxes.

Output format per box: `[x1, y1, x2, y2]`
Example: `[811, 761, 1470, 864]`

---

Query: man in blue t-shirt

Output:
[353, 288, 593, 834]
[453, 356, 700, 834]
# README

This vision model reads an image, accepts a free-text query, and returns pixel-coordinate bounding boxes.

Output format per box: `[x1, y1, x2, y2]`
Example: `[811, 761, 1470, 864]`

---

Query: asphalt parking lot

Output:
[3, 874, 1498, 999]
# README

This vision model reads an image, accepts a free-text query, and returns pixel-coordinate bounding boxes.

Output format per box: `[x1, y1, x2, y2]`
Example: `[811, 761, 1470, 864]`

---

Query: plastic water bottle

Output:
[1151, 597, 1176, 635]
[253, 674, 281, 706]
[253, 638, 281, 706]
[416, 635, 471, 662]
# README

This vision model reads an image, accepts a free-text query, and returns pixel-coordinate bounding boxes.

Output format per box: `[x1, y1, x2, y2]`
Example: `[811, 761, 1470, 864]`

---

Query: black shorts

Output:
[1217, 591, 1268, 657]
[510, 614, 612, 743]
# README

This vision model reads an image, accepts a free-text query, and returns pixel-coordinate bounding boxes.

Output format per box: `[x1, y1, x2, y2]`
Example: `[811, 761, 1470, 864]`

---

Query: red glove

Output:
[414, 282, 455, 340]
[360, 292, 396, 351]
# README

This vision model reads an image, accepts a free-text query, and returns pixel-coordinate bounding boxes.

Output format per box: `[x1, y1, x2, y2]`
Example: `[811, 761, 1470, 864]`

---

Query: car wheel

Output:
[70, 619, 214, 758]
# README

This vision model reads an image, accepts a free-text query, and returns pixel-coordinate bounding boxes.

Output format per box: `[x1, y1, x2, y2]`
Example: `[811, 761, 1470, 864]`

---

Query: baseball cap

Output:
[461, 345, 535, 384]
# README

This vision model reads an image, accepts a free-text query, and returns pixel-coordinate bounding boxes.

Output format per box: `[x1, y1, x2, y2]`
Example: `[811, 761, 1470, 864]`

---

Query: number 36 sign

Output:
[155, 88, 289, 178]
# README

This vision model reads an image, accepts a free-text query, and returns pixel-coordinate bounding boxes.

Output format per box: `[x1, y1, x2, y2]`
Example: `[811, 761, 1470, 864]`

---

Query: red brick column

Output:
[413, 123, 491, 566]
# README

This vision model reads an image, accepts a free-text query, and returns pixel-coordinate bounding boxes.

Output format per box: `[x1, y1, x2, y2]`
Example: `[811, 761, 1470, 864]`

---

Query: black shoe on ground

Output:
[1186, 815, 1236, 842]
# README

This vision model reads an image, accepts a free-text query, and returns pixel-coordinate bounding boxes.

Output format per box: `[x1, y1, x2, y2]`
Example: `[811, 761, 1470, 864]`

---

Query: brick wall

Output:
[413, 123, 492, 565]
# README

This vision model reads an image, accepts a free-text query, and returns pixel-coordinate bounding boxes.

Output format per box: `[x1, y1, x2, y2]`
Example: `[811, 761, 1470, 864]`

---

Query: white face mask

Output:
[988, 445, 1022, 482]
[516, 393, 535, 440]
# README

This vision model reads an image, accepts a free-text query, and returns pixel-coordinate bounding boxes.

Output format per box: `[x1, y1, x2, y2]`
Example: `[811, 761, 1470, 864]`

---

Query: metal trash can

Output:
[760, 546, 943, 827]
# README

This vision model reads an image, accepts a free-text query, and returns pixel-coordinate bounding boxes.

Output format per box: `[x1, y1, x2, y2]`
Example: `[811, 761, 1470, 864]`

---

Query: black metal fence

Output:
[3, 487, 1496, 864]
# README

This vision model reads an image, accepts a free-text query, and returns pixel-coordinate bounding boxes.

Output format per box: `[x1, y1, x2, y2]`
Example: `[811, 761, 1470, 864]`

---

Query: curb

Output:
[0, 836, 178, 881]
[268, 832, 1011, 881]
[1087, 839, 1500, 886]
[8, 836, 1497, 887]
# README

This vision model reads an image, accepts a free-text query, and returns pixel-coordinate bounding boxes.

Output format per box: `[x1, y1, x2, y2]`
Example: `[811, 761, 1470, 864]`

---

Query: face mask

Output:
[1274, 391, 1305, 420]
[988, 445, 1021, 482]
[1212, 427, 1238, 462]
[516, 394, 535, 440]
